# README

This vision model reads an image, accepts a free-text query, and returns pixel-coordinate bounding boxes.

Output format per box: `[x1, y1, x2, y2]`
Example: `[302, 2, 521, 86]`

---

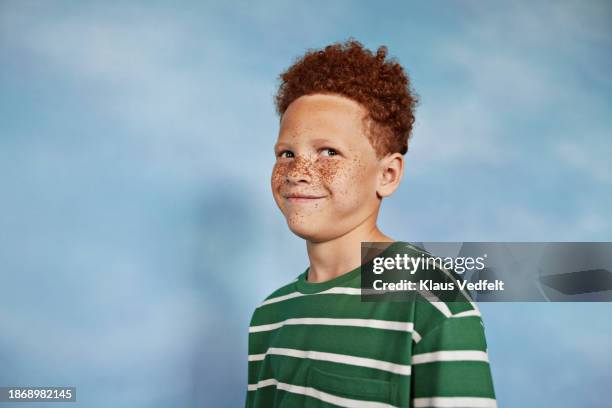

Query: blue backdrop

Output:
[1, 1, 610, 407]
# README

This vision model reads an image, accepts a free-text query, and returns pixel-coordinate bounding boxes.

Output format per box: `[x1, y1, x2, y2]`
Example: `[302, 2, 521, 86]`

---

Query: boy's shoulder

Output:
[255, 272, 304, 308]
[265, 275, 301, 300]
[248, 274, 303, 327]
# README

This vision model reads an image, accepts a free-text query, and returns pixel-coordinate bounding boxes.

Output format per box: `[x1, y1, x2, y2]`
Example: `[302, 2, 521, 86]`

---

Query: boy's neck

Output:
[305, 217, 393, 283]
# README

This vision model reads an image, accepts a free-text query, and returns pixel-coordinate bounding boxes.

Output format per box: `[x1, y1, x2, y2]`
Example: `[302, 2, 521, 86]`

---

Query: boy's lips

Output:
[282, 193, 327, 204]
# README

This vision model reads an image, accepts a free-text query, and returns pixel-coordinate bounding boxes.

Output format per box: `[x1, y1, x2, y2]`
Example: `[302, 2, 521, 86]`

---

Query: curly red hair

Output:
[275, 39, 418, 157]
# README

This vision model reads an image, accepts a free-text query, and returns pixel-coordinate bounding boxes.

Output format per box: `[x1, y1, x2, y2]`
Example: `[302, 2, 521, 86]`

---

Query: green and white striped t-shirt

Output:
[246, 242, 496, 407]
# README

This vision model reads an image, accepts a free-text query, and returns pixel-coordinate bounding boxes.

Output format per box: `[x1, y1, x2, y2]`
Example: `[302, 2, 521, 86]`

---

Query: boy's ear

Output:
[376, 152, 404, 198]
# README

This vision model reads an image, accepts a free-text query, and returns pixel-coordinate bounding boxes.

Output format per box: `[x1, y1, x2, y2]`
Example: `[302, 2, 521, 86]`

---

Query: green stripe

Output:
[414, 317, 488, 353]
[412, 361, 495, 398]
[413, 295, 477, 335]
[250, 324, 415, 363]
[248, 359, 401, 404]
[252, 353, 407, 383]
[251, 294, 417, 326]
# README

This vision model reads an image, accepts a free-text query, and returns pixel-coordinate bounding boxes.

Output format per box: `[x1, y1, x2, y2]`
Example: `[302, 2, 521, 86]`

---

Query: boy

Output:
[246, 40, 496, 407]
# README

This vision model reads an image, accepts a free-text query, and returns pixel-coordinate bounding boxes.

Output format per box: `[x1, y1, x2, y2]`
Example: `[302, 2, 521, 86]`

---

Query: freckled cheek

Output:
[312, 160, 341, 188]
[322, 161, 365, 191]
[271, 163, 288, 213]
[329, 160, 372, 210]
[271, 162, 287, 190]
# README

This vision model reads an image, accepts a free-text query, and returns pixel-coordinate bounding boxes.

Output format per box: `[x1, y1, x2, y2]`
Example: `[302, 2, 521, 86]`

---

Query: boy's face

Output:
[272, 93, 383, 242]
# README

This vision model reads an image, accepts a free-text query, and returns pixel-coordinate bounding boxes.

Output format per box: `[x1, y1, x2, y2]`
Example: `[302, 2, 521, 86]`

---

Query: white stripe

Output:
[249, 321, 285, 333]
[248, 378, 277, 391]
[452, 309, 481, 318]
[412, 350, 489, 365]
[254, 347, 411, 376]
[260, 291, 304, 306]
[248, 353, 266, 362]
[418, 289, 453, 318]
[413, 396, 497, 407]
[415, 245, 482, 316]
[433, 260, 481, 316]
[256, 264, 480, 328]
[249, 317, 414, 334]
[430, 300, 452, 318]
[259, 287, 362, 307]
[248, 378, 397, 407]
[319, 287, 363, 295]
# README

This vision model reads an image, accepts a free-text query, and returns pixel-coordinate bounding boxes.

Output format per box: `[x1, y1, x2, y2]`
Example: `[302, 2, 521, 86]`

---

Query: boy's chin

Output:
[286, 222, 334, 243]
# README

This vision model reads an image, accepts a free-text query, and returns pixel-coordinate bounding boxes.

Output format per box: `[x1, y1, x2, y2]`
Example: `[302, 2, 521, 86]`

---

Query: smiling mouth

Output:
[283, 195, 327, 203]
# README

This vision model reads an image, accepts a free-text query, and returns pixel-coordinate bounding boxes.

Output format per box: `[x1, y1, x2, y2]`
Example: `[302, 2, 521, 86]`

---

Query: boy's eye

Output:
[321, 148, 338, 157]
[278, 150, 294, 158]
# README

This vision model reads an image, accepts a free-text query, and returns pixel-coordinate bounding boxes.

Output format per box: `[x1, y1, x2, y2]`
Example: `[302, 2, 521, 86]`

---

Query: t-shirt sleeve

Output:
[411, 315, 497, 407]
[245, 309, 257, 408]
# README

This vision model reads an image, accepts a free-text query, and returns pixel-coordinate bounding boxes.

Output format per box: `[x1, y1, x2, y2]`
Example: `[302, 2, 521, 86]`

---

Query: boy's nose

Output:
[285, 156, 313, 184]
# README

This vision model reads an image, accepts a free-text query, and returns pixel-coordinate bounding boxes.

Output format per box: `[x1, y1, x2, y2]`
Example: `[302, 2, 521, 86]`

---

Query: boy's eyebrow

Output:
[274, 141, 292, 151]
[310, 137, 339, 146]
[273, 137, 342, 152]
